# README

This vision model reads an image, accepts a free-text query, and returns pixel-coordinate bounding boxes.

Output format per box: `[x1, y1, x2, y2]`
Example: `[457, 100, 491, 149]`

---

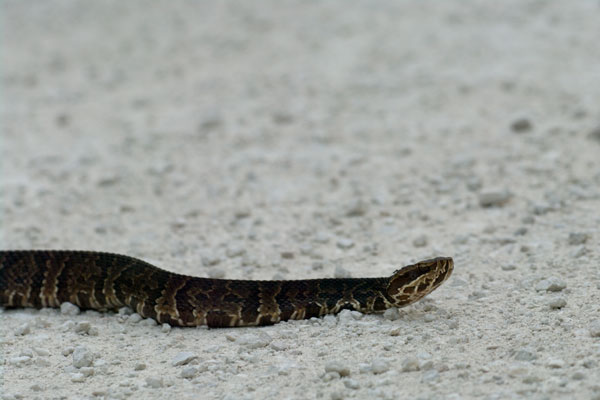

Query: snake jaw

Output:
[385, 257, 453, 308]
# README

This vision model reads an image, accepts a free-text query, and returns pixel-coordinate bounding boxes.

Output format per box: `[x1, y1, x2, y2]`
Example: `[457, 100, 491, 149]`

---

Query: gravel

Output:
[3, 2, 600, 400]
[479, 190, 512, 207]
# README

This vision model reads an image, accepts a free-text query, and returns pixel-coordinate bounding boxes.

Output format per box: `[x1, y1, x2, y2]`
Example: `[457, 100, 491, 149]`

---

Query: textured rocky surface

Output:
[2, 1, 600, 399]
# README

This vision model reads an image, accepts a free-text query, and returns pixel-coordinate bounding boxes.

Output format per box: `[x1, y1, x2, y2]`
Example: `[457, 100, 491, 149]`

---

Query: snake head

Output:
[386, 257, 453, 307]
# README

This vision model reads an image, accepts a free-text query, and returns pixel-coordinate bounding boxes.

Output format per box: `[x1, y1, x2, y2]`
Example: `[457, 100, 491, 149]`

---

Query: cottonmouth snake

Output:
[0, 250, 453, 327]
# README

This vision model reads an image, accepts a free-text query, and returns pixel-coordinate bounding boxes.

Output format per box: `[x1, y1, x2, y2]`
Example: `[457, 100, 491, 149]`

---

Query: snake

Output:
[0, 250, 453, 327]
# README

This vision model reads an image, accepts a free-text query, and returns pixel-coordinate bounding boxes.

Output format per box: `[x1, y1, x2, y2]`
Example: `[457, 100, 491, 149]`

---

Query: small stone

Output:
[337, 309, 362, 324]
[9, 356, 32, 365]
[237, 332, 272, 349]
[546, 358, 565, 368]
[74, 321, 91, 334]
[412, 235, 428, 248]
[172, 352, 198, 366]
[70, 372, 85, 383]
[568, 232, 589, 245]
[383, 308, 400, 321]
[514, 348, 537, 361]
[60, 302, 80, 316]
[14, 323, 31, 336]
[128, 313, 142, 323]
[72, 346, 94, 368]
[33, 348, 50, 357]
[161, 323, 172, 333]
[134, 363, 146, 371]
[501, 264, 517, 271]
[423, 314, 435, 323]
[280, 251, 294, 259]
[334, 265, 351, 278]
[324, 361, 351, 377]
[535, 277, 566, 292]
[422, 369, 440, 382]
[270, 341, 288, 351]
[511, 117, 533, 133]
[145, 377, 163, 388]
[336, 238, 355, 249]
[207, 268, 226, 279]
[330, 391, 344, 400]
[31, 383, 44, 392]
[181, 366, 198, 379]
[572, 370, 586, 380]
[401, 356, 420, 372]
[322, 372, 340, 381]
[548, 297, 567, 309]
[234, 208, 251, 219]
[118, 307, 133, 316]
[344, 379, 360, 389]
[226, 244, 245, 258]
[589, 320, 600, 337]
[358, 363, 372, 374]
[372, 358, 390, 374]
[314, 232, 330, 244]
[479, 190, 511, 207]
[588, 126, 600, 142]
[345, 199, 368, 217]
[201, 253, 221, 266]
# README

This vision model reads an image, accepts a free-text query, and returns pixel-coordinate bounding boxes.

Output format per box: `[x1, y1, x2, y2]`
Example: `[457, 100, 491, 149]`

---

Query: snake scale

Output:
[0, 250, 453, 327]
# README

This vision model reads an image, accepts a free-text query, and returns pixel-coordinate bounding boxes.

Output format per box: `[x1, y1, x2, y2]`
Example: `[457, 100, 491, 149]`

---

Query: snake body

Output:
[0, 250, 453, 327]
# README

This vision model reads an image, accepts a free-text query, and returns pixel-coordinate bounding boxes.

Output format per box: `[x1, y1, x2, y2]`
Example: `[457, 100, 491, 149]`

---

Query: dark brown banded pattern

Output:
[0, 250, 453, 327]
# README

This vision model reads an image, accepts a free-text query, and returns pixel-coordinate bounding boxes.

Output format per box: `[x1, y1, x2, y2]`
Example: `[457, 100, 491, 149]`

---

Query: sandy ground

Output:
[2, 1, 600, 399]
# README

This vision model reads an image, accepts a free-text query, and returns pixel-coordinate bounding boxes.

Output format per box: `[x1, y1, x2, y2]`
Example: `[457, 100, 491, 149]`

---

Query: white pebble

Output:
[118, 307, 133, 316]
[33, 347, 50, 357]
[145, 377, 163, 388]
[14, 323, 31, 336]
[548, 297, 567, 309]
[270, 341, 288, 351]
[338, 309, 363, 324]
[568, 232, 588, 245]
[134, 363, 146, 371]
[60, 302, 80, 316]
[181, 366, 197, 379]
[383, 308, 400, 321]
[514, 348, 537, 361]
[72, 346, 94, 368]
[324, 361, 350, 377]
[30, 383, 44, 392]
[161, 323, 172, 333]
[70, 373, 85, 383]
[128, 313, 142, 323]
[401, 356, 419, 372]
[371, 358, 390, 374]
[172, 352, 198, 366]
[546, 358, 565, 368]
[336, 238, 355, 249]
[345, 199, 368, 217]
[9, 356, 32, 366]
[226, 244, 245, 258]
[334, 265, 351, 278]
[422, 369, 439, 382]
[314, 232, 330, 244]
[74, 321, 91, 334]
[589, 320, 600, 337]
[535, 277, 566, 292]
[237, 332, 272, 349]
[344, 378, 360, 389]
[412, 235, 428, 248]
[479, 190, 511, 207]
